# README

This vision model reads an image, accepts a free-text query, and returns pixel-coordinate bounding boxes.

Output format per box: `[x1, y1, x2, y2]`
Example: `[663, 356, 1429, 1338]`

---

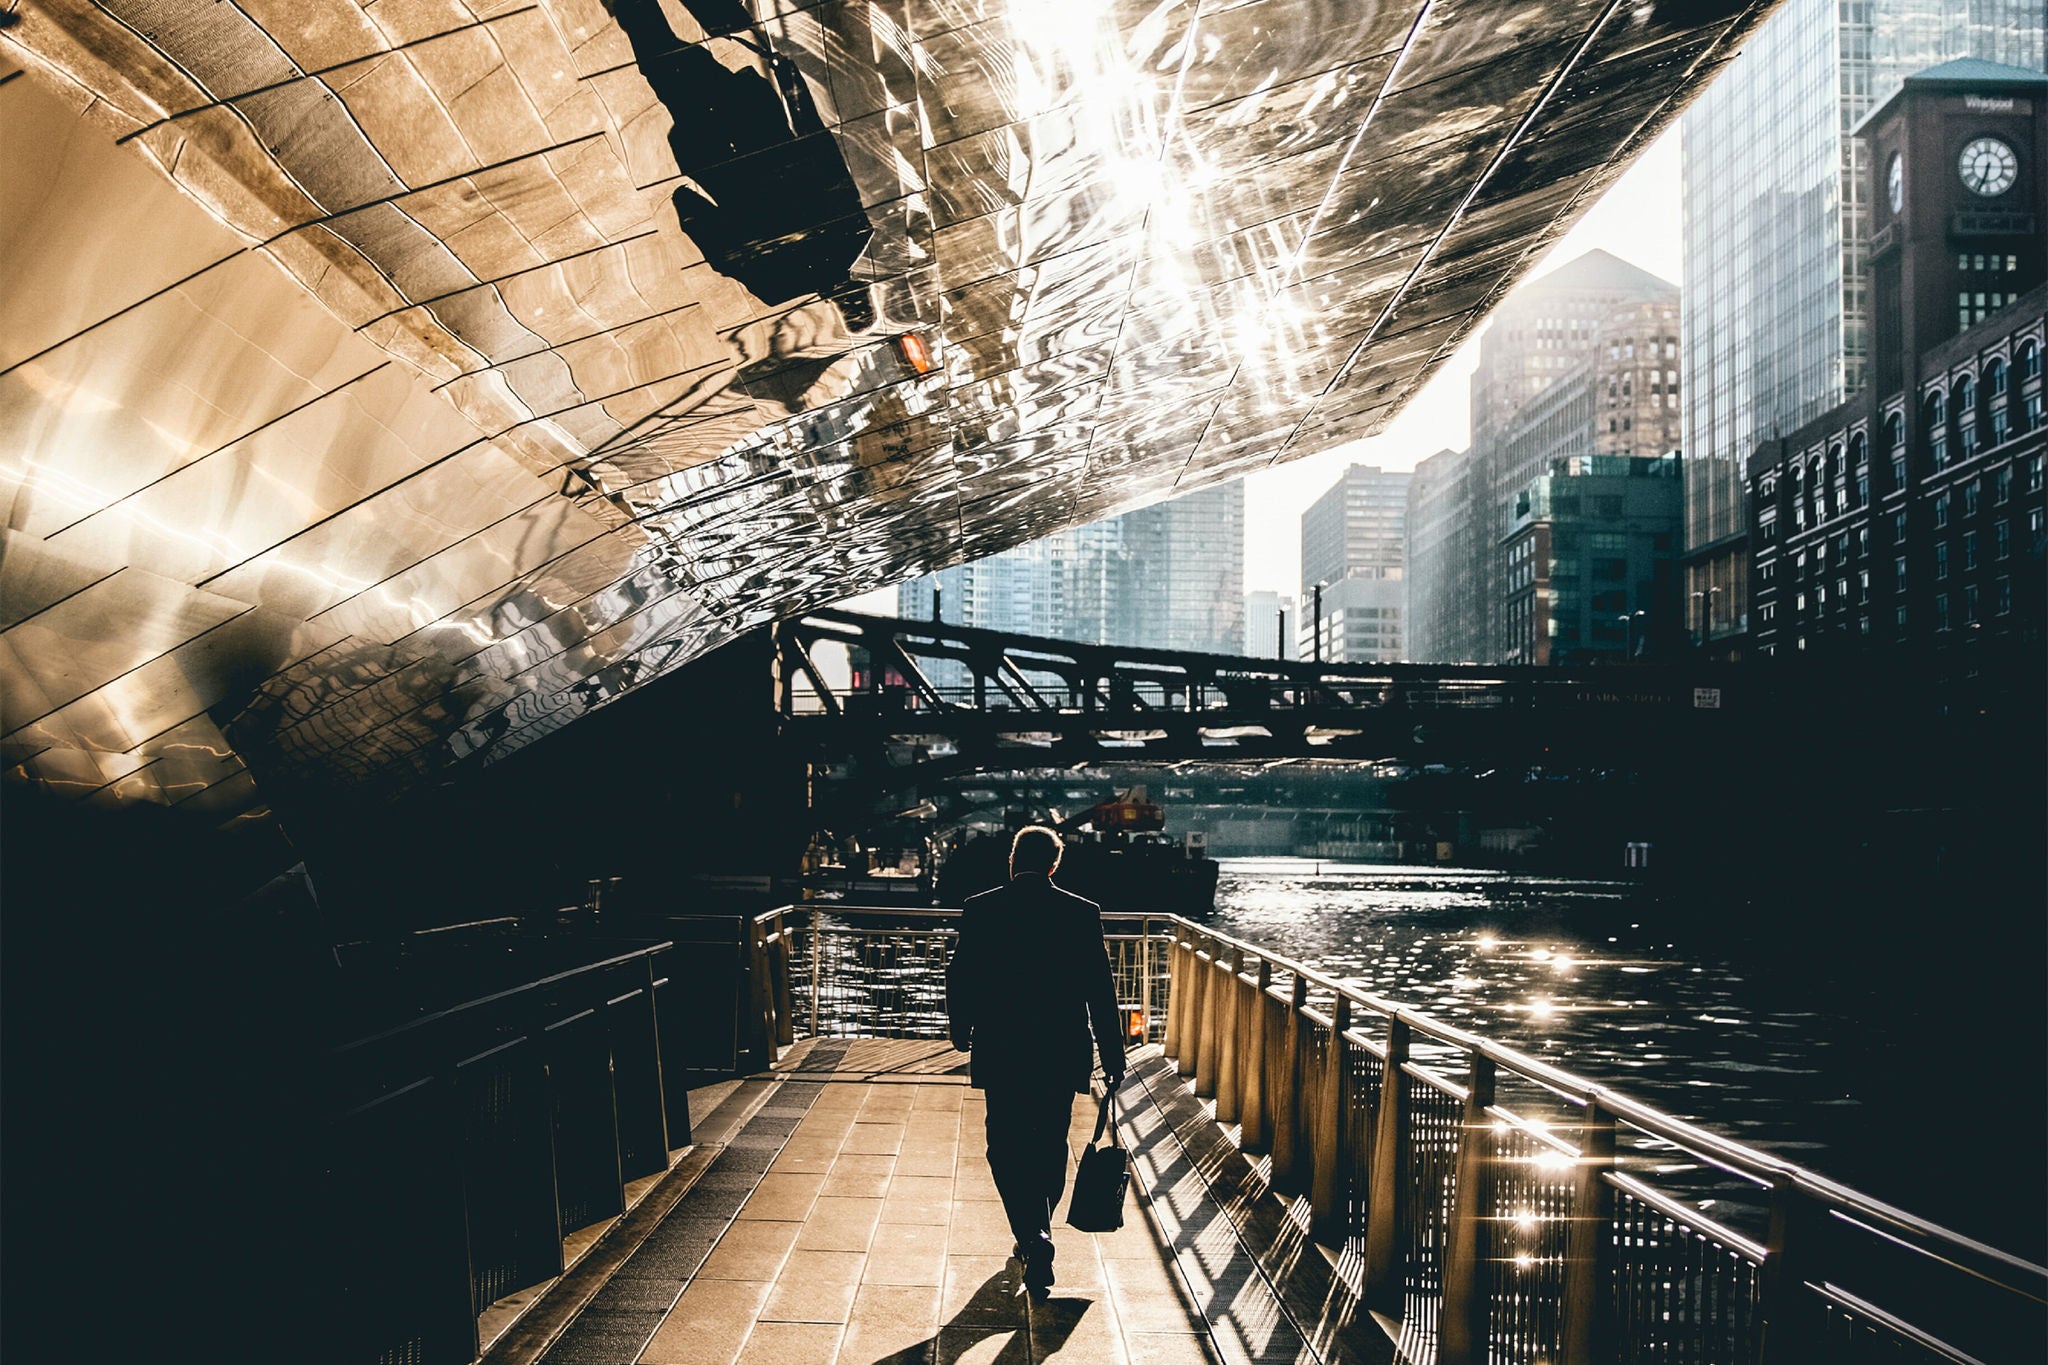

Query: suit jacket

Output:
[947, 874, 1126, 1093]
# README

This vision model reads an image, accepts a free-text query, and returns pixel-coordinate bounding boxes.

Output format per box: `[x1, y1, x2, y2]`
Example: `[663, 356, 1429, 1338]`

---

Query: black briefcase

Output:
[1065, 1091, 1129, 1233]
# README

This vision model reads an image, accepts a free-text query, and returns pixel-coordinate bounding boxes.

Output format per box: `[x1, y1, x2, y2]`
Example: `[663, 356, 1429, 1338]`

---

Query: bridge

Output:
[775, 610, 1737, 820]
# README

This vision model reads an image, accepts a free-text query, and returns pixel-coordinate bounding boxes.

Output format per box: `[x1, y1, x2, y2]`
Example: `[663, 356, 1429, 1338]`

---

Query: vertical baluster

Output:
[1271, 977, 1310, 1194]
[1240, 960, 1273, 1153]
[1216, 948, 1243, 1122]
[1310, 997, 1352, 1245]
[1440, 1053, 1498, 1365]
[1363, 1017, 1412, 1315]
[807, 916, 821, 1038]
[1562, 1101, 1617, 1365]
[1756, 1173, 1824, 1364]
[1184, 940, 1207, 1080]
[1195, 944, 1221, 1099]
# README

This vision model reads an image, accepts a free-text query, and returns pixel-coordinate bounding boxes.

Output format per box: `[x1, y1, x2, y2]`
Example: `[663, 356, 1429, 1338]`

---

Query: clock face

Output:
[1957, 137, 2018, 197]
[1886, 152, 1903, 213]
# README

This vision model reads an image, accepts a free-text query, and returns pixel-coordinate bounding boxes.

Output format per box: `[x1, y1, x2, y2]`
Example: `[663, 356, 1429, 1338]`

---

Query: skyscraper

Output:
[1679, 0, 2045, 656]
[897, 483, 1244, 654]
[1404, 251, 1680, 662]
[1118, 483, 1246, 654]
[1301, 465, 1411, 663]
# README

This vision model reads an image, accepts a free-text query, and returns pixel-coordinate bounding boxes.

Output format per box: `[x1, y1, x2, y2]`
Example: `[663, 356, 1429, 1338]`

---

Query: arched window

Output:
[1886, 412, 1908, 491]
[1957, 374, 1977, 419]
[1989, 358, 2008, 397]
[1925, 391, 1949, 471]
[1850, 432, 1868, 467]
[2021, 339, 2042, 381]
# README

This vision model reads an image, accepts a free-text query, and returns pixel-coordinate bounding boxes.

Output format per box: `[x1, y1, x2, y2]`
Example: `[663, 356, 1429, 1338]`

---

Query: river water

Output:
[1207, 858, 2046, 1262]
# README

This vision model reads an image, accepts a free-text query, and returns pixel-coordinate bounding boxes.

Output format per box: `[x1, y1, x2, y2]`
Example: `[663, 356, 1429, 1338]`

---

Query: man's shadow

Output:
[867, 1267, 1088, 1364]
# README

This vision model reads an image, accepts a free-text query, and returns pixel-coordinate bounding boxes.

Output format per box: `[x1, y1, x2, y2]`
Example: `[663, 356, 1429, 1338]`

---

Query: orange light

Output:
[1127, 1008, 1145, 1039]
[896, 331, 934, 374]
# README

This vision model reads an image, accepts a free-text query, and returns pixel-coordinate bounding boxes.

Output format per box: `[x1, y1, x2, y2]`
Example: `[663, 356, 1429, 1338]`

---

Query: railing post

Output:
[1240, 959, 1273, 1154]
[1162, 936, 1182, 1059]
[1182, 939, 1206, 1079]
[770, 917, 795, 1048]
[1216, 949, 1243, 1122]
[1270, 976, 1310, 1194]
[1757, 1173, 1826, 1364]
[1363, 1017, 1411, 1315]
[742, 918, 773, 1071]
[1310, 996, 1351, 1245]
[1440, 1053, 1498, 1365]
[1195, 943, 1221, 1099]
[1562, 1101, 1618, 1365]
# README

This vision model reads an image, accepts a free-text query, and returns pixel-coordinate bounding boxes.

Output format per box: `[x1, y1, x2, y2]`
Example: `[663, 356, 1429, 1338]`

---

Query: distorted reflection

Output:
[615, 0, 874, 323]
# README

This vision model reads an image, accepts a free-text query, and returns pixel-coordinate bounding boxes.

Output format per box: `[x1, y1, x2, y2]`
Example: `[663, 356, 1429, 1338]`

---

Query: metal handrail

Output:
[756, 903, 2047, 1306]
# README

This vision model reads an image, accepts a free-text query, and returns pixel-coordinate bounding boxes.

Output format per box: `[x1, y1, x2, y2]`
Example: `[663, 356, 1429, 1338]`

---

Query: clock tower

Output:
[1859, 59, 2046, 393]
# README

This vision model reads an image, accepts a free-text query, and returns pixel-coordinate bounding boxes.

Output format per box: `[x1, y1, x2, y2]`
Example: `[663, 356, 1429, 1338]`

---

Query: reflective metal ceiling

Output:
[1, 0, 1774, 835]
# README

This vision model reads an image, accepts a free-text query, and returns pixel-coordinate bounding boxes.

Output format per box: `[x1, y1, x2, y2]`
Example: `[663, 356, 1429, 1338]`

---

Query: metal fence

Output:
[742, 906, 2045, 1365]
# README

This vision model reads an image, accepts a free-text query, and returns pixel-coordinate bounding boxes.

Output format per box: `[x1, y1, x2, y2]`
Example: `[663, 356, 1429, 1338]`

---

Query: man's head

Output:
[1009, 825, 1064, 878]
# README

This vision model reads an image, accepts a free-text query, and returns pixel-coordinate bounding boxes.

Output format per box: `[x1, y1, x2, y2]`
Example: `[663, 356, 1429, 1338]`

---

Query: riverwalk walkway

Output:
[482, 1038, 1322, 1365]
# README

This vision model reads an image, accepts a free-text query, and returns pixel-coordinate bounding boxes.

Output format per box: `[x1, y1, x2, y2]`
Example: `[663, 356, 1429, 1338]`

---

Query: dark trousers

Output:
[982, 1084, 1076, 1253]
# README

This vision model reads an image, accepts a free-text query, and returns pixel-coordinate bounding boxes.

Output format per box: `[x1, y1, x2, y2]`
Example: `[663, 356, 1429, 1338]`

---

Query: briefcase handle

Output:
[1090, 1089, 1122, 1149]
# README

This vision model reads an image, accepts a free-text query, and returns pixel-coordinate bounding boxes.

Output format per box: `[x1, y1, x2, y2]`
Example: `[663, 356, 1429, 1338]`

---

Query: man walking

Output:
[947, 826, 1126, 1299]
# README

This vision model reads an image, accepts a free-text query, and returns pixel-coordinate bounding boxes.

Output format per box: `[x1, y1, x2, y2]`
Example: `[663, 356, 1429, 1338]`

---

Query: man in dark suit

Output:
[947, 825, 1126, 1299]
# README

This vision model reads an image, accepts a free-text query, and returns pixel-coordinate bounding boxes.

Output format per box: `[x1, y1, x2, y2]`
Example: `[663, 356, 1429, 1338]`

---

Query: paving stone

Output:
[697, 1217, 802, 1280]
[761, 1254, 864, 1324]
[640, 1278, 772, 1365]
[796, 1194, 885, 1252]
[737, 1172, 827, 1222]
[840, 1282, 943, 1364]
[736, 1318, 847, 1364]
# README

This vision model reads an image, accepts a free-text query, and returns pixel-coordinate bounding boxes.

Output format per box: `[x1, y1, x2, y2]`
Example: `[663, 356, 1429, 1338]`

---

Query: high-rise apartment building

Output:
[1678, 0, 2045, 657]
[1301, 465, 1410, 663]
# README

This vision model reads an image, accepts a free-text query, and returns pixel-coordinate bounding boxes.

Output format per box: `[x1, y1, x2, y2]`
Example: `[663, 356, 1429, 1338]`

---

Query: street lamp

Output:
[1619, 609, 1647, 659]
[1312, 580, 1326, 664]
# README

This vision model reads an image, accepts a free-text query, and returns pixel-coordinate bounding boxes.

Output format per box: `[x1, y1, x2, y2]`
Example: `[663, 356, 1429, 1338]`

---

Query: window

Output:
[1964, 585, 1979, 624]
[2029, 393, 2045, 433]
[1893, 554, 1907, 586]
[1963, 482, 1980, 518]
[1857, 569, 1869, 603]
[1996, 521, 2011, 560]
[1935, 593, 1951, 632]
[1964, 532, 1978, 571]
[1996, 467, 2013, 504]
[1850, 432, 1868, 468]
[1855, 473, 1869, 506]
[1926, 392, 1948, 470]
[1989, 359, 2007, 397]
[1893, 511, 1908, 543]
[1997, 577, 2012, 616]
[1896, 605, 1909, 634]
[1891, 453, 1908, 489]
[1934, 493, 1950, 528]
[1857, 528, 1869, 557]
[2021, 340, 2042, 380]
[2027, 454, 2043, 494]
[1935, 541, 1949, 579]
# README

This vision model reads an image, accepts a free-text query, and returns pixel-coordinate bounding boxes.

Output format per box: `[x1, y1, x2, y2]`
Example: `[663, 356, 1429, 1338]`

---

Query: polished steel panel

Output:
[2, 0, 1777, 831]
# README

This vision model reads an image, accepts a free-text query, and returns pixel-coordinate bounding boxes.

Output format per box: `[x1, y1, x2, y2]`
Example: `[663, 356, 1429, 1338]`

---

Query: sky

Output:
[843, 123, 1686, 613]
[1240, 125, 1685, 597]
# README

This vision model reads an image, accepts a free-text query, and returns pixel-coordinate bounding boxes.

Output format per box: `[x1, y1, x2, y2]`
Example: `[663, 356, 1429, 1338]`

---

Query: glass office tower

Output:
[1679, 0, 2044, 655]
